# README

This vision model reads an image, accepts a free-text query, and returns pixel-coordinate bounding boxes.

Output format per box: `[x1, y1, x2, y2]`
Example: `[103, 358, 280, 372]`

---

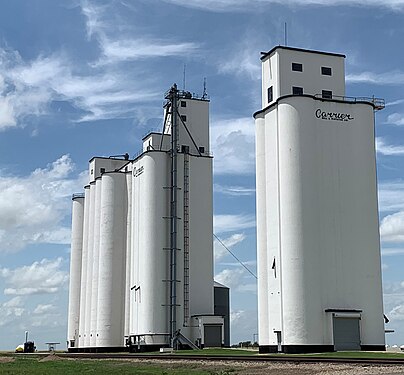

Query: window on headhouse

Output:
[181, 115, 187, 122]
[267, 86, 273, 103]
[322, 67, 332, 76]
[292, 63, 303, 72]
[292, 86, 303, 95]
[100, 168, 105, 174]
[181, 101, 187, 107]
[322, 90, 333, 99]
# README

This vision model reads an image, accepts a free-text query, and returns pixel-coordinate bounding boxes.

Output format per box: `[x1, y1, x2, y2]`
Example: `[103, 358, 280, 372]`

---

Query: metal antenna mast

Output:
[167, 84, 179, 349]
[284, 22, 288, 46]
[183, 64, 186, 90]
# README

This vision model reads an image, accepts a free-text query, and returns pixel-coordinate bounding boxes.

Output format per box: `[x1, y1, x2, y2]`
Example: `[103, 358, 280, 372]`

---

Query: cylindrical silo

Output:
[96, 172, 127, 348]
[67, 195, 85, 349]
[132, 152, 169, 346]
[84, 182, 96, 347]
[124, 172, 133, 344]
[255, 115, 269, 347]
[78, 185, 90, 348]
[90, 178, 102, 347]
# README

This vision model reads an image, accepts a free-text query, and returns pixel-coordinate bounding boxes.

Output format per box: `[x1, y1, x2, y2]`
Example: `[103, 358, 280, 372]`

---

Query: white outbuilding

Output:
[254, 46, 385, 353]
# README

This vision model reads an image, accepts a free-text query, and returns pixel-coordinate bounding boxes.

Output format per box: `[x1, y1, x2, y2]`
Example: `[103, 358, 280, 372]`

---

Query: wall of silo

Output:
[255, 114, 270, 347]
[78, 185, 90, 347]
[67, 196, 85, 348]
[89, 178, 102, 347]
[187, 156, 214, 317]
[130, 152, 170, 345]
[83, 182, 96, 347]
[124, 172, 133, 344]
[96, 172, 127, 348]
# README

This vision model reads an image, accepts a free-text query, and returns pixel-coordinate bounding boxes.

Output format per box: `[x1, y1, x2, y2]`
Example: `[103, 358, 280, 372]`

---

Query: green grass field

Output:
[0, 356, 236, 375]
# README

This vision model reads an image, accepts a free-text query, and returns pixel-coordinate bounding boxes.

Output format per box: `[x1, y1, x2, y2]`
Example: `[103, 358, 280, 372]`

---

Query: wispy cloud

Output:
[162, 0, 404, 12]
[378, 180, 404, 213]
[346, 71, 404, 85]
[382, 248, 404, 256]
[376, 138, 404, 156]
[214, 233, 246, 261]
[0, 258, 69, 295]
[214, 184, 255, 196]
[386, 113, 404, 126]
[211, 117, 255, 175]
[386, 99, 404, 107]
[0, 155, 85, 252]
[214, 214, 256, 234]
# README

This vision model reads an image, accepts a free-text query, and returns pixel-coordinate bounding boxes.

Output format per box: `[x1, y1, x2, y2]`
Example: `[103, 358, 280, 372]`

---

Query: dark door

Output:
[204, 325, 222, 347]
[333, 317, 360, 351]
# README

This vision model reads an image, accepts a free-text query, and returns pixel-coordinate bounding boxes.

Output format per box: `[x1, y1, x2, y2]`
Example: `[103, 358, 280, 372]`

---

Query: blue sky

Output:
[0, 0, 404, 350]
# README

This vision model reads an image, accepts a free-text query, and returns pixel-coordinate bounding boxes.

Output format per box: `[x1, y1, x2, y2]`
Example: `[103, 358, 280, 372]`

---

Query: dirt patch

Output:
[0, 356, 15, 363]
[39, 353, 62, 362]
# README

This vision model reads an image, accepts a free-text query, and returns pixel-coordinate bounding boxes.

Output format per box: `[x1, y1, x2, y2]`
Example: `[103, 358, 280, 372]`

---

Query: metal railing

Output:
[72, 193, 85, 199]
[314, 94, 385, 110]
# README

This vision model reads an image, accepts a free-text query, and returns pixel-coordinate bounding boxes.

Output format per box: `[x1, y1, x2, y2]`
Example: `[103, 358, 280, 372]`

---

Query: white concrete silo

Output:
[90, 178, 102, 347]
[84, 181, 96, 347]
[255, 46, 385, 353]
[96, 172, 127, 348]
[78, 185, 90, 348]
[67, 195, 85, 349]
[130, 152, 170, 348]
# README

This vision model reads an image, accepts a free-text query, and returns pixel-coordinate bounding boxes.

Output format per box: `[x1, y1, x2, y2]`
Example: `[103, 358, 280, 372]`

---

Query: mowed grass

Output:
[0, 356, 237, 375]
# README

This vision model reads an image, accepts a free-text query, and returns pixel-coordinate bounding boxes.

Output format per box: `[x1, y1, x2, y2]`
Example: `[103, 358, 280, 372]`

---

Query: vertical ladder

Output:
[183, 153, 190, 325]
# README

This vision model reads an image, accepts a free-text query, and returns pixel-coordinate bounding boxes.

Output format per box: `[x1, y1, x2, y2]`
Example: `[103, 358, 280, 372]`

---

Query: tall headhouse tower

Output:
[67, 85, 228, 352]
[254, 46, 385, 353]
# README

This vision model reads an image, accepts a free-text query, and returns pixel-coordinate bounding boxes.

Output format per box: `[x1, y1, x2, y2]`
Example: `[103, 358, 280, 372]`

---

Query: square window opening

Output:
[181, 115, 187, 122]
[292, 86, 303, 95]
[181, 101, 187, 107]
[322, 67, 332, 76]
[322, 90, 333, 99]
[292, 63, 303, 72]
[267, 86, 273, 103]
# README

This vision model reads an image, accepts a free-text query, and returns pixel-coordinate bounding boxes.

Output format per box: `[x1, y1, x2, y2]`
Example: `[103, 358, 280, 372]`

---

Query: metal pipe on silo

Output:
[67, 194, 85, 349]
[96, 172, 126, 348]
[90, 178, 102, 347]
[166, 84, 179, 348]
[84, 181, 96, 347]
[78, 185, 90, 348]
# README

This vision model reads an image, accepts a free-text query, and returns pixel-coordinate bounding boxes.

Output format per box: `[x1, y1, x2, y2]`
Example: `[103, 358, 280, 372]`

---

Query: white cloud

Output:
[230, 309, 258, 343]
[162, 0, 404, 12]
[211, 117, 255, 175]
[390, 305, 404, 321]
[382, 248, 404, 256]
[346, 71, 404, 85]
[386, 99, 404, 107]
[0, 258, 69, 295]
[376, 138, 404, 156]
[214, 233, 246, 261]
[378, 181, 404, 213]
[0, 297, 25, 327]
[386, 113, 404, 126]
[0, 155, 85, 252]
[33, 304, 57, 315]
[214, 214, 256, 234]
[214, 184, 255, 196]
[215, 267, 257, 293]
[380, 211, 404, 243]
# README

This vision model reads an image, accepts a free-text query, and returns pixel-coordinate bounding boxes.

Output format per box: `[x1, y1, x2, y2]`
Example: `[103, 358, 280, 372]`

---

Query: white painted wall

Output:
[67, 196, 84, 348]
[256, 93, 385, 348]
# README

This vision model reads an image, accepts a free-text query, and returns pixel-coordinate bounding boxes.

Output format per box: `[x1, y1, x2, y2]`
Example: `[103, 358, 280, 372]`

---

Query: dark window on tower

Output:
[181, 101, 187, 107]
[292, 63, 303, 72]
[267, 86, 273, 103]
[292, 86, 303, 95]
[181, 115, 187, 122]
[322, 66, 332, 76]
[100, 168, 106, 174]
[322, 90, 333, 99]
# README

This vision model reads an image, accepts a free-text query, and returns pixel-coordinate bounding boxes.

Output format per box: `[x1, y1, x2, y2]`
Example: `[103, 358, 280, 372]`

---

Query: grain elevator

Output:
[67, 85, 226, 352]
[255, 46, 386, 353]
